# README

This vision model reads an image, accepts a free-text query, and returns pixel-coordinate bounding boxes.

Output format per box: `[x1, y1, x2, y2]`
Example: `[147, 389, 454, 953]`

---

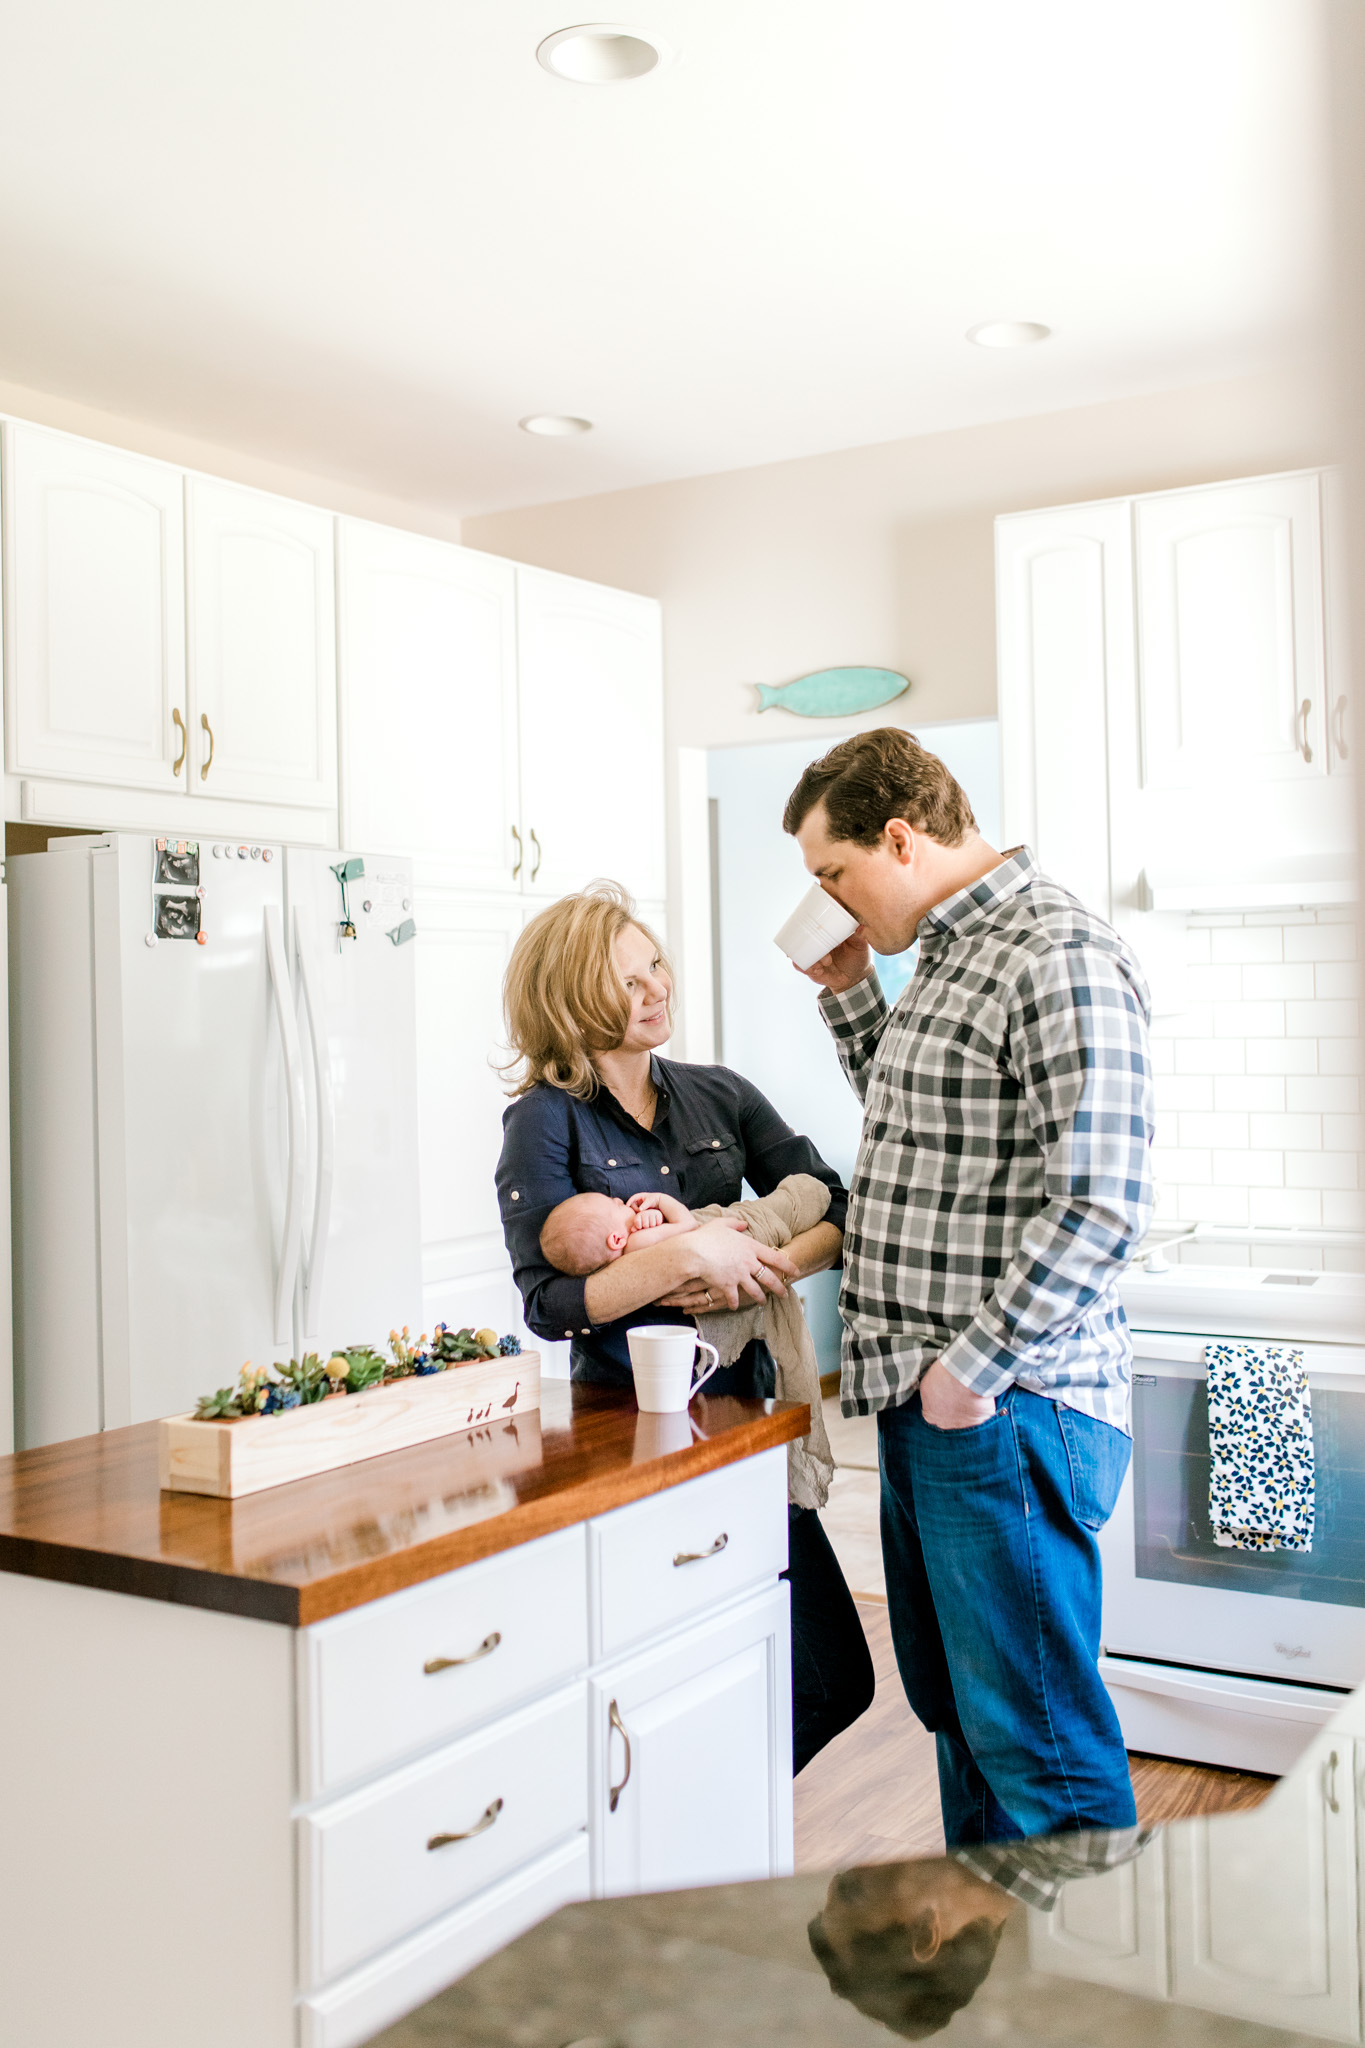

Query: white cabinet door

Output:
[1026, 1835, 1168, 1999]
[338, 523, 521, 893]
[414, 893, 523, 1328]
[996, 501, 1135, 922]
[1135, 474, 1327, 794]
[590, 1581, 792, 1899]
[516, 567, 665, 903]
[4, 423, 186, 789]
[1168, 1739, 1358, 2040]
[187, 478, 336, 809]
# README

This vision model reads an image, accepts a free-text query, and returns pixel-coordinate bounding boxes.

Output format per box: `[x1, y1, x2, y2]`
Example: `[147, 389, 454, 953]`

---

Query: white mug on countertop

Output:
[627, 1325, 722, 1413]
[774, 881, 860, 971]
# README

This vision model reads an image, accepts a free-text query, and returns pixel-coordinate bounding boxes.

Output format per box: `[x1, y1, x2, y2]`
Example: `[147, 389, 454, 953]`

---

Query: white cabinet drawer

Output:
[297, 1832, 589, 2048]
[297, 1527, 588, 1800]
[298, 1682, 587, 1989]
[589, 1447, 788, 1662]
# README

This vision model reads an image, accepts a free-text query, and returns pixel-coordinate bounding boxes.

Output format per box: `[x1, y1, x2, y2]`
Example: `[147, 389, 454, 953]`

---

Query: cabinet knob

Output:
[427, 1797, 503, 1850]
[424, 1630, 501, 1675]
[608, 1698, 633, 1813]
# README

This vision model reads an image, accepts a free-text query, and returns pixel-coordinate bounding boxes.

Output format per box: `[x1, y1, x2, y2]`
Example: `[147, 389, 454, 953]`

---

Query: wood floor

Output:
[792, 1600, 1275, 1874]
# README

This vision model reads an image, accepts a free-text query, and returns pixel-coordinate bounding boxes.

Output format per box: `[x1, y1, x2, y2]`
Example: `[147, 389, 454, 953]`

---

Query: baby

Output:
[539, 1189, 707, 1278]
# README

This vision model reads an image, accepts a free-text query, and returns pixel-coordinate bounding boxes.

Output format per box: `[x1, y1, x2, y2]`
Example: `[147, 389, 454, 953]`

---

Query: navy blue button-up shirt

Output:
[496, 1057, 847, 1386]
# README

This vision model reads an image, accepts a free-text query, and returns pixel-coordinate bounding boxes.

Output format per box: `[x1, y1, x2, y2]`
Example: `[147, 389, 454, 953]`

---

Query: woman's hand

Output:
[687, 1220, 796, 1308]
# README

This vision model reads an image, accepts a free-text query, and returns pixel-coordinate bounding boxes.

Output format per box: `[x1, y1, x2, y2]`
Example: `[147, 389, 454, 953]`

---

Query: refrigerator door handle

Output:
[294, 905, 335, 1347]
[265, 904, 308, 1348]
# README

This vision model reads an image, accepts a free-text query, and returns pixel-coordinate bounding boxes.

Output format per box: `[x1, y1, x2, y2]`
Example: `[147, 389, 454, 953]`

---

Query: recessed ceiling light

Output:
[967, 321, 1052, 349]
[519, 415, 594, 437]
[536, 24, 671, 85]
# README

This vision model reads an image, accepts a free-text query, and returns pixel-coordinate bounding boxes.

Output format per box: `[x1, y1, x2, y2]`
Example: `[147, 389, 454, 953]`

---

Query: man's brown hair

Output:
[782, 727, 977, 848]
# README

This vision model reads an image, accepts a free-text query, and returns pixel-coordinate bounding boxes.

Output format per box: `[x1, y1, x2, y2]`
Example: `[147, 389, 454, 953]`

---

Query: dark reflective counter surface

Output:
[367, 1721, 1364, 2046]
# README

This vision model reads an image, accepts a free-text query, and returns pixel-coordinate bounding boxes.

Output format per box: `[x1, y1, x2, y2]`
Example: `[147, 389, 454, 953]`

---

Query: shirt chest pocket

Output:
[681, 1133, 745, 1207]
[576, 1144, 648, 1199]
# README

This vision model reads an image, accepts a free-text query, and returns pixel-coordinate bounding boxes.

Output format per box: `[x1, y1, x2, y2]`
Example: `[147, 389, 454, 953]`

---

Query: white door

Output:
[590, 1583, 792, 1898]
[1168, 1739, 1359, 2040]
[516, 567, 665, 903]
[187, 478, 337, 809]
[4, 423, 186, 790]
[284, 850, 424, 1357]
[996, 501, 1134, 922]
[96, 837, 290, 1425]
[1135, 474, 1327, 794]
[1026, 1835, 1168, 1999]
[337, 522, 521, 894]
[414, 891, 524, 1337]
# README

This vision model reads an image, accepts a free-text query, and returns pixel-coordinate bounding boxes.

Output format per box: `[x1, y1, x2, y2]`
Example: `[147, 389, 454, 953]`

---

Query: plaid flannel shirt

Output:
[821, 848, 1153, 1431]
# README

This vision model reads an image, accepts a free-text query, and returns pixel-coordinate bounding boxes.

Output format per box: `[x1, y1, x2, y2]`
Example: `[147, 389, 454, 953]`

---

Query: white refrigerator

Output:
[9, 832, 423, 1448]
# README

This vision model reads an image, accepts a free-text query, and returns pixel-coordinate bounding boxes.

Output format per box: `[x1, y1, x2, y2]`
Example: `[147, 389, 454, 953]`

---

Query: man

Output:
[785, 727, 1153, 1846]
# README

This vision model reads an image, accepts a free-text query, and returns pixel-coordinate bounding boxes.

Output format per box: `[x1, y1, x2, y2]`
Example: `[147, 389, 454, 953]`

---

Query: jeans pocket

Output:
[1056, 1406, 1131, 1530]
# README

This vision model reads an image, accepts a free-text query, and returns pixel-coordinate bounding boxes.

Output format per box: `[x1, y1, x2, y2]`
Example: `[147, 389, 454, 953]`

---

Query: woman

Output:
[495, 882, 874, 1774]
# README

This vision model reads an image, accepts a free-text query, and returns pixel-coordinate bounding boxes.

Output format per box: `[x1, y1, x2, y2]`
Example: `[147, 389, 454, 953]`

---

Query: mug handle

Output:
[690, 1340, 721, 1397]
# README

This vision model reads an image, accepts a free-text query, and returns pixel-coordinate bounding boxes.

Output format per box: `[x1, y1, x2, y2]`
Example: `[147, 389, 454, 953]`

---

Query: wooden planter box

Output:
[158, 1353, 540, 1499]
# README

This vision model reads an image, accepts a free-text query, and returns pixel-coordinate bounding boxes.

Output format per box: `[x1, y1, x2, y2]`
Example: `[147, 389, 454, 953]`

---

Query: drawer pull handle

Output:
[424, 1631, 501, 1675]
[608, 1699, 632, 1813]
[1326, 1750, 1341, 1814]
[427, 1797, 503, 1851]
[673, 1532, 728, 1567]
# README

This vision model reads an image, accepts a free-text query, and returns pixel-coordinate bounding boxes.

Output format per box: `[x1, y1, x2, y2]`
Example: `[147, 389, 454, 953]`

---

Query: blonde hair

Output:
[500, 880, 674, 1098]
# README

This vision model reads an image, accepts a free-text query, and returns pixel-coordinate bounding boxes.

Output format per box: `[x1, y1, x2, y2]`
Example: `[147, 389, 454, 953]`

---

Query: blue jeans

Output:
[878, 1385, 1135, 1846]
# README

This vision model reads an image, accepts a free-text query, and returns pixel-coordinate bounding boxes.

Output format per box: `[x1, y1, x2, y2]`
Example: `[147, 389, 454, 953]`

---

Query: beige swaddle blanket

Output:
[693, 1172, 836, 1511]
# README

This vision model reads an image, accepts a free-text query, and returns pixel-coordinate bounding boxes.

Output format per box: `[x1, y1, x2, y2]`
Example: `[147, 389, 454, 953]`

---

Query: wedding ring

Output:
[704, 1290, 712, 1307]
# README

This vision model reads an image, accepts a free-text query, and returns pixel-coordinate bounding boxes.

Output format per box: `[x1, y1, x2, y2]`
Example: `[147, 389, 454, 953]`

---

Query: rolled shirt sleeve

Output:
[936, 940, 1155, 1400]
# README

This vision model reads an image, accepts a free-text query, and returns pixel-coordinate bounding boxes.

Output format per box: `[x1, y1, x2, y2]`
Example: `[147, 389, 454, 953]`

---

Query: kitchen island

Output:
[0, 1382, 808, 2048]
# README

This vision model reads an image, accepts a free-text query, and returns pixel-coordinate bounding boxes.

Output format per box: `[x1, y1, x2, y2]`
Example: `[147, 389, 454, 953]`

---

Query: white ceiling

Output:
[0, 0, 1329, 516]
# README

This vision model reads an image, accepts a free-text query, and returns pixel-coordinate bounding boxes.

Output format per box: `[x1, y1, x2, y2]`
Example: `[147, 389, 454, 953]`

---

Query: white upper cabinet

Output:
[996, 500, 1134, 922]
[1135, 473, 1328, 793]
[186, 479, 336, 809]
[516, 568, 665, 905]
[338, 522, 521, 894]
[4, 423, 186, 790]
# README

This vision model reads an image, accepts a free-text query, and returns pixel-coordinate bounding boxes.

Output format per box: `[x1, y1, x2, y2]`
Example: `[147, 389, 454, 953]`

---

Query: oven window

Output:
[1132, 1375, 1365, 1607]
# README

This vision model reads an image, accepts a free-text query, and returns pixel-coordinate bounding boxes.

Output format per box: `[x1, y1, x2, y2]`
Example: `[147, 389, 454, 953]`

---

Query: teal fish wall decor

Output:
[756, 666, 910, 718]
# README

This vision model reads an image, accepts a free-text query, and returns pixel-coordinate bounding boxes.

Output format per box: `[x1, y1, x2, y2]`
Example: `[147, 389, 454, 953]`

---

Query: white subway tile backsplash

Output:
[1212, 1150, 1284, 1188]
[1250, 1241, 1324, 1269]
[1248, 1113, 1321, 1150]
[1245, 1039, 1318, 1075]
[1284, 922, 1357, 962]
[1210, 927, 1283, 964]
[1214, 1001, 1284, 1039]
[1286, 1076, 1359, 1114]
[1179, 1235, 1251, 1263]
[1286, 999, 1359, 1038]
[1314, 961, 1361, 1001]
[1175, 1039, 1246, 1076]
[1241, 964, 1316, 1001]
[1248, 1188, 1323, 1229]
[1284, 1150, 1358, 1190]
[1186, 965, 1245, 1003]
[1180, 1112, 1248, 1150]
[1165, 1076, 1217, 1112]
[1215, 1076, 1284, 1113]
[1151, 913, 1360, 1235]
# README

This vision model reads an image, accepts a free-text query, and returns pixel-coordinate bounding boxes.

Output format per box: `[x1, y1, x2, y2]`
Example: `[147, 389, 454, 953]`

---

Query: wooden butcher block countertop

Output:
[0, 1383, 808, 1626]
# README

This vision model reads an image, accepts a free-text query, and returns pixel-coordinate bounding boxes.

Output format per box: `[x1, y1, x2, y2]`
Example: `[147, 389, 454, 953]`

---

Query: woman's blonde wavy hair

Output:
[500, 880, 674, 1098]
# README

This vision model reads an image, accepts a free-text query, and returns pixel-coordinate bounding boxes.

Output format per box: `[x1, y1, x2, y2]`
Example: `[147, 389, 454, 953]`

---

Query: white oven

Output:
[1100, 1260, 1365, 1774]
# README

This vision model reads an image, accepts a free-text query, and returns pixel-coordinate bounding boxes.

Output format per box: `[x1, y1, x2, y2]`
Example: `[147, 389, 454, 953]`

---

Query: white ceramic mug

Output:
[627, 1325, 722, 1413]
[774, 881, 860, 971]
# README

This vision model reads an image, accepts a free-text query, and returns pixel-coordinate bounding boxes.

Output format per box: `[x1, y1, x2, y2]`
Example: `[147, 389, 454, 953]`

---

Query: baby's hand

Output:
[628, 1189, 695, 1229]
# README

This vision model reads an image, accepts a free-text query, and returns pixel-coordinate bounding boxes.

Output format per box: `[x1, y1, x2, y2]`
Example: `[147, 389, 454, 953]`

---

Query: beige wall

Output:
[0, 374, 464, 542]
[464, 368, 1334, 752]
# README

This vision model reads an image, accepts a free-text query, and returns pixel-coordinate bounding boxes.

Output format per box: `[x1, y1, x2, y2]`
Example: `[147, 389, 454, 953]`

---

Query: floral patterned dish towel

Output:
[1206, 1341, 1314, 1553]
